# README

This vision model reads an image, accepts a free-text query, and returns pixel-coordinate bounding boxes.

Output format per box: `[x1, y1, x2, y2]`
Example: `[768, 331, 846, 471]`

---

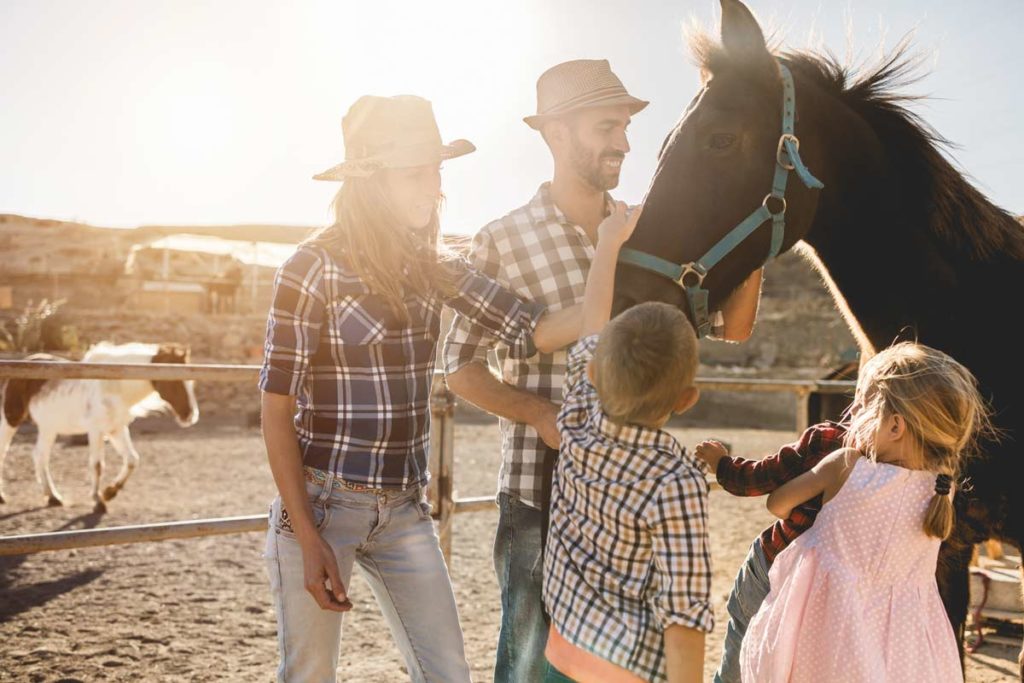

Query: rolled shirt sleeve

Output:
[259, 247, 327, 396]
[442, 228, 504, 376]
[646, 471, 715, 633]
[444, 224, 548, 374]
[442, 255, 546, 360]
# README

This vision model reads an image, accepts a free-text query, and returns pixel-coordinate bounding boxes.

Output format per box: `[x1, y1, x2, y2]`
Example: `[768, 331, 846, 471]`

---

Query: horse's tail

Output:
[2, 354, 60, 427]
[2, 377, 48, 427]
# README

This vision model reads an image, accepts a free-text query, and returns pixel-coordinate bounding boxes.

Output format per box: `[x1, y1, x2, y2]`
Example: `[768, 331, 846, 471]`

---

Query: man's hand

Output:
[694, 439, 730, 472]
[530, 400, 561, 450]
[300, 534, 352, 613]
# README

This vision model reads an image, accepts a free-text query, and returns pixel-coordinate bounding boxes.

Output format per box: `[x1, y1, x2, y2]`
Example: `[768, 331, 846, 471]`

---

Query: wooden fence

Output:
[0, 359, 855, 559]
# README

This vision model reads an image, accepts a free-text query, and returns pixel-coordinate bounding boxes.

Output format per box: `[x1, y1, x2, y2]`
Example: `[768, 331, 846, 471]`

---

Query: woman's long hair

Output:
[304, 174, 458, 321]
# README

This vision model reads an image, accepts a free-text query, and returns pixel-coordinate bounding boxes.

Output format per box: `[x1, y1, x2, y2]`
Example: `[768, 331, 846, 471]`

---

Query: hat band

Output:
[346, 139, 443, 166]
[538, 85, 634, 116]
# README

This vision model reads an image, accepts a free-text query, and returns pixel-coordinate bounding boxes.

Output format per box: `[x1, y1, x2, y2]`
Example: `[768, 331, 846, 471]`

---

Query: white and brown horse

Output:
[0, 342, 198, 510]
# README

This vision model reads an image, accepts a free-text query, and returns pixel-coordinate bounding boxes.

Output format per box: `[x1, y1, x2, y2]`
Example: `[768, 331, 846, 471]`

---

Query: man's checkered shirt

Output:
[260, 245, 544, 489]
[542, 335, 714, 682]
[443, 183, 725, 509]
[443, 183, 595, 509]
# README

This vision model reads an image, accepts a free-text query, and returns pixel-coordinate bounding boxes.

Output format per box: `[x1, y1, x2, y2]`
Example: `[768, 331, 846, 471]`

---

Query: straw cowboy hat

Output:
[313, 95, 475, 181]
[524, 59, 648, 130]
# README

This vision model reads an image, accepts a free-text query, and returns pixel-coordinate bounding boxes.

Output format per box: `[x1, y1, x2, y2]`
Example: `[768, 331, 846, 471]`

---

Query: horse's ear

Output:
[720, 0, 771, 65]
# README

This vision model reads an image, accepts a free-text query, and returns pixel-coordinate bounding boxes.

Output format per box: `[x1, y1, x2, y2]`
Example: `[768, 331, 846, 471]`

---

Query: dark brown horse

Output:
[613, 0, 1024, 675]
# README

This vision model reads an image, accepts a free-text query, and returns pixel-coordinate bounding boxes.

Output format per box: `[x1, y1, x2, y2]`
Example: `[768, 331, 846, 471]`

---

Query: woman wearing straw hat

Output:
[259, 94, 582, 682]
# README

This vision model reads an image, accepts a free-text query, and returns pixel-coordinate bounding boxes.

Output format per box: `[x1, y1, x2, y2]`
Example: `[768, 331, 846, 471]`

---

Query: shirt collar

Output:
[529, 182, 569, 228]
[588, 401, 707, 473]
[528, 182, 615, 234]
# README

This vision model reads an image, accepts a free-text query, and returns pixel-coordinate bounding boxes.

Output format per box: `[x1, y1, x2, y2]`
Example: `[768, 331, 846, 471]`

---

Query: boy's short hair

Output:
[591, 302, 698, 424]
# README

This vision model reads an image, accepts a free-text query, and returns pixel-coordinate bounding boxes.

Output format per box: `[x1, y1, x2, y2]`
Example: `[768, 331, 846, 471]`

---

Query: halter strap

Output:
[618, 62, 824, 337]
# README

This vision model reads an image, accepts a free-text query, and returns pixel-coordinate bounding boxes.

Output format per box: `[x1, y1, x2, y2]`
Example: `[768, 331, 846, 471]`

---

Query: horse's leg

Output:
[31, 428, 62, 506]
[0, 418, 17, 504]
[1015, 538, 1024, 681]
[87, 431, 106, 512]
[102, 426, 139, 502]
[937, 539, 973, 671]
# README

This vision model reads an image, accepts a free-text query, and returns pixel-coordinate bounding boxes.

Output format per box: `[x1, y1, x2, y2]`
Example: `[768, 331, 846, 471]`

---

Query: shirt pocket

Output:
[332, 294, 395, 346]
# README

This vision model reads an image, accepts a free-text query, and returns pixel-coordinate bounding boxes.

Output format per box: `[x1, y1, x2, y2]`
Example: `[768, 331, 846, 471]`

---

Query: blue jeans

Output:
[542, 660, 576, 682]
[494, 493, 548, 683]
[264, 480, 471, 683]
[714, 538, 772, 683]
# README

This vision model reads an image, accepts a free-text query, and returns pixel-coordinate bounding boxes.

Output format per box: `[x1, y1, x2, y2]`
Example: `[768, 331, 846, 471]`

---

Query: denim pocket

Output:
[417, 499, 434, 521]
[270, 496, 329, 537]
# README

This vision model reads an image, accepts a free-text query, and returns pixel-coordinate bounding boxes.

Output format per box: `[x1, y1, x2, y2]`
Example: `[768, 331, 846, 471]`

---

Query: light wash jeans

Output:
[714, 537, 771, 683]
[493, 493, 548, 683]
[264, 479, 471, 683]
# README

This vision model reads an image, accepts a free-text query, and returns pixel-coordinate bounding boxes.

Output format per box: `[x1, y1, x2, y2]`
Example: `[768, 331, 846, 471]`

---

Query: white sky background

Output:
[1, 0, 1021, 235]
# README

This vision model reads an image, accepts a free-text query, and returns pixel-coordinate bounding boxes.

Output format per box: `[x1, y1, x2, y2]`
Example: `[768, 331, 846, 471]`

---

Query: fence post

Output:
[429, 374, 456, 563]
[795, 388, 811, 433]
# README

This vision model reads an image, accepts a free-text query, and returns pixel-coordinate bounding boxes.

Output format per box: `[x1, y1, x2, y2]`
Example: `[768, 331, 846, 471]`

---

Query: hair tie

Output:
[934, 474, 952, 496]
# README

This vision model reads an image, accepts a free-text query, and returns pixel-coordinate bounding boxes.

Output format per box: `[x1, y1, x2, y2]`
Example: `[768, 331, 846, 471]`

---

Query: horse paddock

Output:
[0, 420, 1019, 682]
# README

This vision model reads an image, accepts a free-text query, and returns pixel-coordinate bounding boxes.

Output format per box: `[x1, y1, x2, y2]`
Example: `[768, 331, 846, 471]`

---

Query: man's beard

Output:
[569, 134, 624, 192]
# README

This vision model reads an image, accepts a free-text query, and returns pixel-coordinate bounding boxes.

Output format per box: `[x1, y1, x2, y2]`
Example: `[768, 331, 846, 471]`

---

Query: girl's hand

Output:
[694, 439, 729, 471]
[598, 201, 641, 248]
[300, 533, 353, 612]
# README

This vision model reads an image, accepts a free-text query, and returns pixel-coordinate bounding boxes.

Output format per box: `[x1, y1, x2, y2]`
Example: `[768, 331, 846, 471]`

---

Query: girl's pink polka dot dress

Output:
[740, 457, 963, 682]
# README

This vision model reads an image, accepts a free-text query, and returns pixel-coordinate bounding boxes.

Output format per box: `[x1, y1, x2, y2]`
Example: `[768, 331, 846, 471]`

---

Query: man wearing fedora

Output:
[444, 60, 762, 681]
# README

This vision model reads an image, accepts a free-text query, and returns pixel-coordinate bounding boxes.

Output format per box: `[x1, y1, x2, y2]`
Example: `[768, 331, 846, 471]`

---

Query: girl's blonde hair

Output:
[304, 174, 458, 320]
[844, 342, 993, 540]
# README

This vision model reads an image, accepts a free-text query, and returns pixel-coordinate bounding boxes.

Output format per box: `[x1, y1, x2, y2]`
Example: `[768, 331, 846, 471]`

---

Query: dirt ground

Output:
[0, 420, 1019, 682]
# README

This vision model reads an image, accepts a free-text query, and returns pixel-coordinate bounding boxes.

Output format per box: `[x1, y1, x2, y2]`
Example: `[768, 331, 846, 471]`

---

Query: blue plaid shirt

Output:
[260, 245, 545, 489]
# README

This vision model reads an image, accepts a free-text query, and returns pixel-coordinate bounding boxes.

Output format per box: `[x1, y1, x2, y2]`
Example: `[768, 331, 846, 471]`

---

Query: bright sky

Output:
[1, 0, 1021, 235]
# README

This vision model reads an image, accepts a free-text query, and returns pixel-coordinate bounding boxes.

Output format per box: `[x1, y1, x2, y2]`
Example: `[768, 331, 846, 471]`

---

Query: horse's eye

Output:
[709, 133, 736, 150]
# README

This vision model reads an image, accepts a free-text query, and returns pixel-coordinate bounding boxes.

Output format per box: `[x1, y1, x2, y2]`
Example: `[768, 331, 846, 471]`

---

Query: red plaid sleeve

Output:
[716, 422, 847, 496]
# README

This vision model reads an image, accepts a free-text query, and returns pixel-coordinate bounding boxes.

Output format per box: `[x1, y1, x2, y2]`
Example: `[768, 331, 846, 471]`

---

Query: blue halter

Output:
[618, 62, 824, 337]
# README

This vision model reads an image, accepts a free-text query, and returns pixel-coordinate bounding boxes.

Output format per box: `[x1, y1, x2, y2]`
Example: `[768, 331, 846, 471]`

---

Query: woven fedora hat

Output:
[313, 95, 475, 181]
[524, 59, 648, 130]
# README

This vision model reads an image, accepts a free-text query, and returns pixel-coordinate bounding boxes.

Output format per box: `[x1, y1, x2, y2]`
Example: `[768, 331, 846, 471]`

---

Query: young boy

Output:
[541, 202, 713, 683]
[693, 421, 847, 683]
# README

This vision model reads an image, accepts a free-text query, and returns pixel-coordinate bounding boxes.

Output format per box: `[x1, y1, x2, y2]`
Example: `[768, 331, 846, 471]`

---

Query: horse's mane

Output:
[688, 31, 1024, 261]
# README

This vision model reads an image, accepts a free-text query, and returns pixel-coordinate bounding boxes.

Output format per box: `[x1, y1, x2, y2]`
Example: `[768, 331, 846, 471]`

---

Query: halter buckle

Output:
[761, 193, 787, 218]
[676, 264, 707, 289]
[776, 133, 799, 171]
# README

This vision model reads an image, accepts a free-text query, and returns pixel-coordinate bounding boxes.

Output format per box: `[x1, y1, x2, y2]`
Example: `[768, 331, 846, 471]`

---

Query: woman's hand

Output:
[299, 533, 353, 612]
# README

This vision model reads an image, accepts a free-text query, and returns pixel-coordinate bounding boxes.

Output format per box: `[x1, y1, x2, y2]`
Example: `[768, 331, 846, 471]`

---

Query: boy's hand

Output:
[694, 439, 729, 471]
[598, 201, 641, 248]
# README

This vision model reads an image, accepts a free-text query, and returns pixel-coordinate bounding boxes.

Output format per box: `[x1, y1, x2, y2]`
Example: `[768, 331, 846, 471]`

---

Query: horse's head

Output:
[150, 343, 199, 427]
[613, 0, 827, 327]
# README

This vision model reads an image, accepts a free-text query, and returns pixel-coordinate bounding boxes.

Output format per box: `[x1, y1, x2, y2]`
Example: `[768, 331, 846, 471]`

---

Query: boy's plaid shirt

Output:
[716, 421, 848, 563]
[259, 245, 544, 489]
[443, 183, 595, 510]
[542, 335, 714, 682]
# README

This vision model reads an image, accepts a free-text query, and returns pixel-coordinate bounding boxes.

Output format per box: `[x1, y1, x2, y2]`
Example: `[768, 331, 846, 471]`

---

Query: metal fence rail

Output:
[0, 360, 855, 559]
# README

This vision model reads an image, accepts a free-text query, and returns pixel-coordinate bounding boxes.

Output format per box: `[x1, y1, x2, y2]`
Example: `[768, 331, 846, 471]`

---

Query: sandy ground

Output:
[0, 420, 1019, 682]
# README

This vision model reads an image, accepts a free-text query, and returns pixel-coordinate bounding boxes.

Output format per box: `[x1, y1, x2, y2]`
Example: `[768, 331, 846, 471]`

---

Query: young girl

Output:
[259, 94, 580, 682]
[739, 342, 991, 683]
